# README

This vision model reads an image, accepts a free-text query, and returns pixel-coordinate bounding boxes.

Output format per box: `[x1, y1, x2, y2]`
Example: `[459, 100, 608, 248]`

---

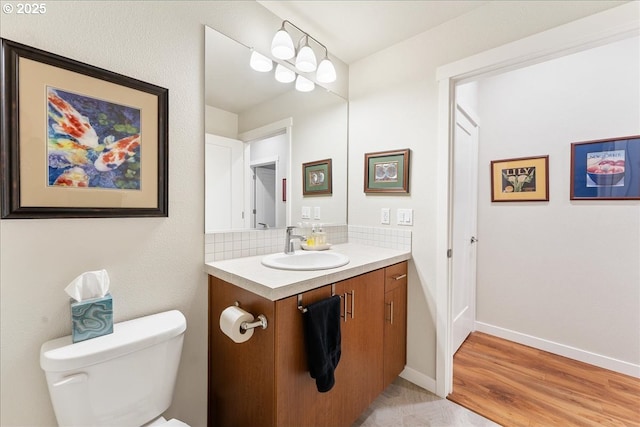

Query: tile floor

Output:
[353, 378, 500, 427]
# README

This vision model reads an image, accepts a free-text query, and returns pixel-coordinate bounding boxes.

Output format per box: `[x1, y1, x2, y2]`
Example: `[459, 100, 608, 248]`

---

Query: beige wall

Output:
[475, 36, 640, 366]
[347, 0, 629, 384]
[0, 1, 633, 426]
[0, 1, 287, 426]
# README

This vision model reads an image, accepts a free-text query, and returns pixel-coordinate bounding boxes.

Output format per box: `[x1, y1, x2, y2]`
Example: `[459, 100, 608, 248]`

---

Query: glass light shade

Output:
[249, 51, 273, 72]
[275, 64, 296, 83]
[271, 29, 295, 60]
[316, 58, 337, 83]
[295, 75, 315, 92]
[295, 45, 317, 73]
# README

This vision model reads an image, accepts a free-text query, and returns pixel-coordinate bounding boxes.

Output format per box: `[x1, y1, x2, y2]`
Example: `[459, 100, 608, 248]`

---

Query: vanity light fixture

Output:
[249, 50, 273, 72]
[271, 22, 295, 60]
[269, 20, 337, 87]
[316, 54, 337, 84]
[275, 64, 296, 83]
[295, 35, 317, 73]
[295, 75, 315, 92]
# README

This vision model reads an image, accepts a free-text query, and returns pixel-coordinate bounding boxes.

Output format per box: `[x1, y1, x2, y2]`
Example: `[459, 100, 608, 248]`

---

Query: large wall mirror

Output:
[205, 26, 348, 232]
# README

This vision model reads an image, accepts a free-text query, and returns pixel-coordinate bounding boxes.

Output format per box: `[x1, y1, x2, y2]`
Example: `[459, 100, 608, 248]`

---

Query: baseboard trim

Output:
[475, 321, 640, 379]
[399, 366, 437, 394]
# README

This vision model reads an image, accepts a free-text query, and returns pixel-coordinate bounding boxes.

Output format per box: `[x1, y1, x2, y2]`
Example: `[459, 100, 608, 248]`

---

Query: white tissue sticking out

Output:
[64, 269, 110, 302]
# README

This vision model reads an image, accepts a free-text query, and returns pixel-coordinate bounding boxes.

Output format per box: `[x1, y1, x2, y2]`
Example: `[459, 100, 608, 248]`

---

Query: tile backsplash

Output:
[205, 224, 411, 262]
[347, 225, 412, 251]
[205, 225, 348, 262]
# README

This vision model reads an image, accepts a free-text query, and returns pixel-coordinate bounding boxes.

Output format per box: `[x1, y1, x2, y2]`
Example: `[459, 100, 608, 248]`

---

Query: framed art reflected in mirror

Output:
[303, 159, 332, 196]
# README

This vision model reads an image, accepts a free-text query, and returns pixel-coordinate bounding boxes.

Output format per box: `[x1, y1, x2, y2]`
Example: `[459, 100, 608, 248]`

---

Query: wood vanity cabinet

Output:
[383, 261, 408, 389]
[208, 261, 407, 427]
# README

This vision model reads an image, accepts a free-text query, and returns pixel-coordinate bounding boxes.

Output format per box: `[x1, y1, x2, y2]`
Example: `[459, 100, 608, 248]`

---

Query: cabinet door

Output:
[383, 262, 408, 389]
[274, 285, 336, 427]
[333, 269, 385, 426]
[209, 276, 276, 427]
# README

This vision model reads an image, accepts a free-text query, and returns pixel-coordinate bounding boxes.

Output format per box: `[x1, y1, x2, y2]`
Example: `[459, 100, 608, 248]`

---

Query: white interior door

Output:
[205, 134, 244, 232]
[451, 105, 479, 354]
[254, 166, 276, 228]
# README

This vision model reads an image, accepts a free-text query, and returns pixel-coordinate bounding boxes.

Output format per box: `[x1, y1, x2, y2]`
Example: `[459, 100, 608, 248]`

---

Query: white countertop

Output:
[204, 243, 411, 301]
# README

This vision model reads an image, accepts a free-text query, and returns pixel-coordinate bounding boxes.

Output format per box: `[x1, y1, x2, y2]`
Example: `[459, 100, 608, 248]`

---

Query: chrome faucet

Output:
[285, 226, 306, 254]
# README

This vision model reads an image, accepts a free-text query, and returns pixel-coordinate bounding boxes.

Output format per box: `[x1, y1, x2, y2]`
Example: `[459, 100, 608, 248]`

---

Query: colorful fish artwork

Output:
[53, 166, 89, 187]
[48, 89, 100, 149]
[94, 134, 141, 172]
[46, 87, 141, 190]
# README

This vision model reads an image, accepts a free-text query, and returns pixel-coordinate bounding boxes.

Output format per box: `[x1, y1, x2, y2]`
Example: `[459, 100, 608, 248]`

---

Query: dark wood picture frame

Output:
[490, 155, 549, 202]
[302, 158, 332, 196]
[570, 135, 640, 200]
[364, 149, 410, 194]
[1, 39, 169, 218]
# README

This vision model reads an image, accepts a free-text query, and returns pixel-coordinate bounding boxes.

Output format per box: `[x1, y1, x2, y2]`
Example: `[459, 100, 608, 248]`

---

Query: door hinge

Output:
[447, 249, 452, 258]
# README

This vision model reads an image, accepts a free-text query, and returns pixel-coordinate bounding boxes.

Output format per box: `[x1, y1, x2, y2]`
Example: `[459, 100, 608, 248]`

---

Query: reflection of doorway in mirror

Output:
[253, 164, 276, 228]
[205, 134, 245, 232]
[242, 124, 290, 229]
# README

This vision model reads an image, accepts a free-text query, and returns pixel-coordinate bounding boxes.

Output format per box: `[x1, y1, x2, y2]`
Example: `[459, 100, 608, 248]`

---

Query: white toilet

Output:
[40, 310, 190, 427]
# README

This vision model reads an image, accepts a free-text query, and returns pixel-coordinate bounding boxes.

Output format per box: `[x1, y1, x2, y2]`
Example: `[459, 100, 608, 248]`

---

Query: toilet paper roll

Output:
[219, 306, 255, 343]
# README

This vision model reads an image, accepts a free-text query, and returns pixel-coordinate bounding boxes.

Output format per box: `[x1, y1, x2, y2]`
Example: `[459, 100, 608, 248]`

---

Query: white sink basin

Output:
[262, 251, 350, 271]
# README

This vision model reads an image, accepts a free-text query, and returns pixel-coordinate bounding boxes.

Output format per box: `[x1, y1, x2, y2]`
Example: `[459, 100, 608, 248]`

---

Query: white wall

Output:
[348, 0, 628, 386]
[240, 89, 349, 227]
[205, 104, 238, 138]
[475, 36, 640, 368]
[0, 1, 295, 426]
[0, 1, 633, 425]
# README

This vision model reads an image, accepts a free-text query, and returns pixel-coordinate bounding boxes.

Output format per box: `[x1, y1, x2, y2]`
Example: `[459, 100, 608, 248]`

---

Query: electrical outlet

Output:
[301, 206, 311, 219]
[313, 207, 321, 220]
[381, 208, 390, 224]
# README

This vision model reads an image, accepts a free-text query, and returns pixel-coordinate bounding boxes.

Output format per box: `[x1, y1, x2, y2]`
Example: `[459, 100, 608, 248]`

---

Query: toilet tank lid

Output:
[40, 310, 186, 372]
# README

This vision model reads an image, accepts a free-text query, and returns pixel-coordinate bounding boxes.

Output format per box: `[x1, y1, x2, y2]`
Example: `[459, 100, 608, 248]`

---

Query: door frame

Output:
[250, 158, 278, 228]
[239, 118, 293, 229]
[434, 4, 639, 397]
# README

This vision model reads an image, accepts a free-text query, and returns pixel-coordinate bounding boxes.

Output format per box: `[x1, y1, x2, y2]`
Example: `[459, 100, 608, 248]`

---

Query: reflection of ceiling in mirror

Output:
[205, 26, 295, 114]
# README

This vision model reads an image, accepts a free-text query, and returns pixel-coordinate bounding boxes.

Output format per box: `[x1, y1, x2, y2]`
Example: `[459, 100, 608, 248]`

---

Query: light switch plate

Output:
[301, 206, 311, 219]
[397, 208, 413, 226]
[313, 207, 321, 220]
[381, 208, 390, 224]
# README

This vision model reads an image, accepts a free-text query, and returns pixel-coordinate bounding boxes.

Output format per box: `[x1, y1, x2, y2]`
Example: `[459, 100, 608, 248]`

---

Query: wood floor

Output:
[447, 332, 640, 427]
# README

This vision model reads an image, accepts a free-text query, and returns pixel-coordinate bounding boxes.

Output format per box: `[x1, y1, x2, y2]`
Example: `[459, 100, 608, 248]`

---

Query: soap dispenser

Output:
[316, 225, 327, 246]
[307, 225, 317, 247]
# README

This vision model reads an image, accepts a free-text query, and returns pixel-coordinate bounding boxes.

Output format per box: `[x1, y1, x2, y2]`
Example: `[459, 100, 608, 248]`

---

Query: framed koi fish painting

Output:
[1, 39, 168, 218]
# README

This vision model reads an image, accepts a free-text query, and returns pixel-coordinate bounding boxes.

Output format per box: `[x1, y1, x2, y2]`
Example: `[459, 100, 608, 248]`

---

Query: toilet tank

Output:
[40, 310, 186, 427]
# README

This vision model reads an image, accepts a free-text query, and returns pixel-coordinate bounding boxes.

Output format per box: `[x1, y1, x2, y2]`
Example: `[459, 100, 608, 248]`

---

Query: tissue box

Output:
[71, 293, 113, 343]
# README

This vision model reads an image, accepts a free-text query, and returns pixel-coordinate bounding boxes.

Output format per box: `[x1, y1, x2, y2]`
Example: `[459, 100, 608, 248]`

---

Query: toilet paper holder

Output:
[234, 301, 268, 332]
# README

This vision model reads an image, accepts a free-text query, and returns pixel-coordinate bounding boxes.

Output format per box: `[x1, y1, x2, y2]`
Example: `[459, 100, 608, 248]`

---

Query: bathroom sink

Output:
[261, 251, 350, 271]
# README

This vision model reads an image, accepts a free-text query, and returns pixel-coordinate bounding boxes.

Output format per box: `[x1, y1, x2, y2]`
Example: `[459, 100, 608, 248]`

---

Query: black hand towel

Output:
[302, 295, 342, 392]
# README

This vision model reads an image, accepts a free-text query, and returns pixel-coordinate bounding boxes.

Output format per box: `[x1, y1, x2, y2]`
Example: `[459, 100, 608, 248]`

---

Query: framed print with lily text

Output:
[303, 159, 332, 196]
[1, 39, 168, 218]
[364, 149, 410, 194]
[490, 155, 549, 202]
[570, 136, 640, 200]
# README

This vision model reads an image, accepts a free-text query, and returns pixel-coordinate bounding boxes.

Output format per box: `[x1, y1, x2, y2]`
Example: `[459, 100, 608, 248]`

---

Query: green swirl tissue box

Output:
[71, 293, 113, 343]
